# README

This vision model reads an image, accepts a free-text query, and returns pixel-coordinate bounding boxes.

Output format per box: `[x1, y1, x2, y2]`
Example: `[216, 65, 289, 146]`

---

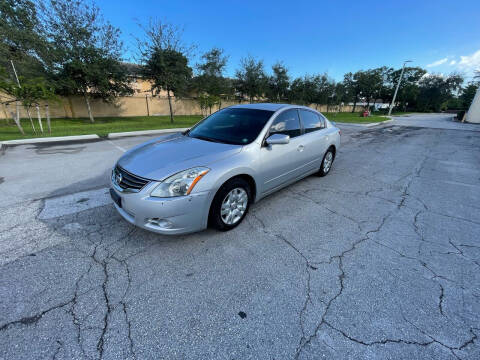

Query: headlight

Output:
[150, 167, 210, 198]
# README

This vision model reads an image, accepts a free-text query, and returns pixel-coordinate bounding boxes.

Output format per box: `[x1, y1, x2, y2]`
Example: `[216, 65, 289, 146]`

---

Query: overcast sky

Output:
[98, 0, 480, 81]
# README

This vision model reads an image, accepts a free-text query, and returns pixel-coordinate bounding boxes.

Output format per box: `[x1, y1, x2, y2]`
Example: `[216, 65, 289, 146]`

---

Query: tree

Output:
[0, 66, 55, 134]
[0, 0, 49, 79]
[312, 74, 334, 110]
[371, 67, 393, 109]
[356, 69, 383, 110]
[460, 83, 479, 109]
[41, 0, 132, 122]
[143, 48, 192, 123]
[137, 19, 194, 122]
[235, 56, 266, 102]
[387, 67, 426, 110]
[416, 73, 463, 112]
[266, 62, 289, 102]
[194, 48, 229, 114]
[343, 72, 361, 112]
[289, 76, 313, 105]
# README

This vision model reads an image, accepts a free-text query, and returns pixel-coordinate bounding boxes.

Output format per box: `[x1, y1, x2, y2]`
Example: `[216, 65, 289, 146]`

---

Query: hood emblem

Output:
[115, 171, 123, 185]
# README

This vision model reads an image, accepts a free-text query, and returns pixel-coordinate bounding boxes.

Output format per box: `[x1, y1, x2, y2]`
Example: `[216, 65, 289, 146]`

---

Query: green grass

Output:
[323, 112, 390, 123]
[1, 111, 393, 141]
[0, 115, 203, 141]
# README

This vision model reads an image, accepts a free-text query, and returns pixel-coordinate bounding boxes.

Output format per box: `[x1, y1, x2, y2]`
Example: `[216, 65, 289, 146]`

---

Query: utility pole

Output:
[388, 60, 412, 116]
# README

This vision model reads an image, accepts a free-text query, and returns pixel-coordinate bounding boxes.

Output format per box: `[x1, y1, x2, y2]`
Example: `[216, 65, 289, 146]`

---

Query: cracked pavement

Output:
[1, 114, 479, 359]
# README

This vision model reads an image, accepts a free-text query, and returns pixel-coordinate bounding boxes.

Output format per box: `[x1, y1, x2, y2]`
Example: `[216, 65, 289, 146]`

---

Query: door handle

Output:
[297, 145, 304, 152]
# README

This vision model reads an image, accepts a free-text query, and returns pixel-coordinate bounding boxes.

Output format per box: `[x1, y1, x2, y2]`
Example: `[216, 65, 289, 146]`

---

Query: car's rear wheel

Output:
[319, 148, 335, 177]
[209, 178, 251, 231]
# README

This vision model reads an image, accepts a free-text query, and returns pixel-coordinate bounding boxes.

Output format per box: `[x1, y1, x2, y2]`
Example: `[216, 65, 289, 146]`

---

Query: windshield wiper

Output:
[190, 135, 225, 143]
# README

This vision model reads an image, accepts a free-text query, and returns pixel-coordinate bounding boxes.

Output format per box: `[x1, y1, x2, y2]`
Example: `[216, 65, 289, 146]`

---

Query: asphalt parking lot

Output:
[1, 114, 479, 359]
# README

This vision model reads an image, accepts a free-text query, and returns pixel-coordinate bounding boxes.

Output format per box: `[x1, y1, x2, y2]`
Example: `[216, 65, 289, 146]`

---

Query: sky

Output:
[97, 0, 480, 82]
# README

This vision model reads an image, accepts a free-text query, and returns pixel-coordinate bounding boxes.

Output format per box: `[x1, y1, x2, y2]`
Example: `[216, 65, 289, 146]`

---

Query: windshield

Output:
[188, 108, 274, 145]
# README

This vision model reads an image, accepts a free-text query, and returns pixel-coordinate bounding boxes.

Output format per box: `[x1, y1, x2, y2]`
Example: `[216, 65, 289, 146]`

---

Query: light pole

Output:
[388, 60, 412, 116]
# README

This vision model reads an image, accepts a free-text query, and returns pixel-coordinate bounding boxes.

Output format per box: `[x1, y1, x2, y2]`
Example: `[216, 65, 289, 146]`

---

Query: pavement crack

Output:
[121, 301, 136, 359]
[287, 190, 364, 232]
[52, 340, 63, 360]
[249, 211, 314, 352]
[0, 298, 74, 332]
[438, 283, 445, 316]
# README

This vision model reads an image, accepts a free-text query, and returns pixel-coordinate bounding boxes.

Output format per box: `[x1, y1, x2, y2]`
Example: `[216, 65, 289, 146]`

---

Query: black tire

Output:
[209, 178, 252, 231]
[318, 148, 335, 177]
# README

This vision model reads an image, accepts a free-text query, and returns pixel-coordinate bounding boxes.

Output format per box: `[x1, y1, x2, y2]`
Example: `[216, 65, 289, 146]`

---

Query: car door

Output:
[259, 109, 305, 193]
[297, 109, 329, 173]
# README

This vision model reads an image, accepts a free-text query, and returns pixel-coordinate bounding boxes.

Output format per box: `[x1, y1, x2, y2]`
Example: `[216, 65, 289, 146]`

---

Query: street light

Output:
[388, 60, 412, 116]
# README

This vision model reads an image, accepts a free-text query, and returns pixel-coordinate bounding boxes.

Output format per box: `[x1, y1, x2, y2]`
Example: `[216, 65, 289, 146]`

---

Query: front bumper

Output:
[110, 180, 212, 235]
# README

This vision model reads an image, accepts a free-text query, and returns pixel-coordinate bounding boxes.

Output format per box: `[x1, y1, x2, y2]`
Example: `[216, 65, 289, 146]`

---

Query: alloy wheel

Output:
[220, 187, 248, 225]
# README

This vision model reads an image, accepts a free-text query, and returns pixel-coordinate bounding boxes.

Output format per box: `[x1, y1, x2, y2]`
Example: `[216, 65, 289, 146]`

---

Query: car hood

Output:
[117, 133, 242, 181]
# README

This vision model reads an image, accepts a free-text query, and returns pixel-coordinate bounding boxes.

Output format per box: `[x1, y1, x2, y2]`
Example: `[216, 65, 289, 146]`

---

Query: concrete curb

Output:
[107, 128, 188, 139]
[1, 134, 100, 146]
[335, 118, 393, 127]
[365, 119, 394, 127]
[0, 128, 188, 147]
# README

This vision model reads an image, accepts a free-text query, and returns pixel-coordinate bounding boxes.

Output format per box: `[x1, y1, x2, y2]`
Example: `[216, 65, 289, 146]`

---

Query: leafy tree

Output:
[460, 83, 479, 109]
[143, 48, 192, 123]
[235, 56, 267, 102]
[0, 0, 49, 79]
[0, 66, 55, 134]
[41, 0, 132, 122]
[313, 74, 334, 110]
[416, 73, 463, 112]
[194, 48, 229, 114]
[266, 62, 290, 102]
[331, 82, 348, 110]
[357, 69, 383, 109]
[371, 67, 393, 108]
[343, 72, 361, 112]
[138, 19, 194, 122]
[387, 67, 426, 110]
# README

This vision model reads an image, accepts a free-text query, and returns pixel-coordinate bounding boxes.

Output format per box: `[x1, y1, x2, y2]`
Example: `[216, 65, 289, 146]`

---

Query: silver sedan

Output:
[110, 103, 341, 234]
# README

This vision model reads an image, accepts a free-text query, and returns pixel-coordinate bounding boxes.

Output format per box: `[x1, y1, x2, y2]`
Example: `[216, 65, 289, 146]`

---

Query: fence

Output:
[1, 95, 361, 120]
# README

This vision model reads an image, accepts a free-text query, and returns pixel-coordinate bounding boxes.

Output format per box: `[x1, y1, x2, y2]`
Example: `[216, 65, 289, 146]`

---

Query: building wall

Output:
[1, 94, 362, 120]
[465, 87, 480, 124]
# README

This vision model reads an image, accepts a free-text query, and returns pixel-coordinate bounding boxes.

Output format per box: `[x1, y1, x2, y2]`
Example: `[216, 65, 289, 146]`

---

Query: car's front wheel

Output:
[319, 148, 335, 177]
[209, 178, 251, 231]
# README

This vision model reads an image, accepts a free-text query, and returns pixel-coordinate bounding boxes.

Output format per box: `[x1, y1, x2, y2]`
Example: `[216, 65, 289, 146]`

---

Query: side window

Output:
[299, 110, 324, 133]
[269, 109, 301, 138]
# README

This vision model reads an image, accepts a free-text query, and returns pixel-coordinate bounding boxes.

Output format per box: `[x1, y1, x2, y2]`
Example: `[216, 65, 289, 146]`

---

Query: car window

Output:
[188, 108, 274, 145]
[299, 110, 324, 133]
[269, 109, 301, 138]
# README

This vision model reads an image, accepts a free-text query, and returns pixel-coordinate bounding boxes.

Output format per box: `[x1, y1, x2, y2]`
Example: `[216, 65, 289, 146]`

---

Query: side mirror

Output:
[266, 133, 290, 145]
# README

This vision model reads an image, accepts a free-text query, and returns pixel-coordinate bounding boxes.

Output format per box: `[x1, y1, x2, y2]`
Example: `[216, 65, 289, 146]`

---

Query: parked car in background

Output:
[110, 103, 341, 234]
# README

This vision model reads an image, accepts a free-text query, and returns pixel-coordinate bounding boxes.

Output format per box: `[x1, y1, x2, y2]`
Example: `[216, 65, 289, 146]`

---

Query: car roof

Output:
[229, 103, 292, 111]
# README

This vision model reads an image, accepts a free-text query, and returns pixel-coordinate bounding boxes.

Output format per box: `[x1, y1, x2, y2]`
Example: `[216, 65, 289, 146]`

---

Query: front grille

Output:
[113, 166, 150, 191]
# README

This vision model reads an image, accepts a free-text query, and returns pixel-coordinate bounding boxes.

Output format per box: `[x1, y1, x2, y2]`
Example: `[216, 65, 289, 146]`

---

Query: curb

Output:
[1, 134, 100, 146]
[107, 128, 188, 139]
[365, 119, 394, 127]
[0, 128, 189, 147]
[335, 118, 393, 127]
